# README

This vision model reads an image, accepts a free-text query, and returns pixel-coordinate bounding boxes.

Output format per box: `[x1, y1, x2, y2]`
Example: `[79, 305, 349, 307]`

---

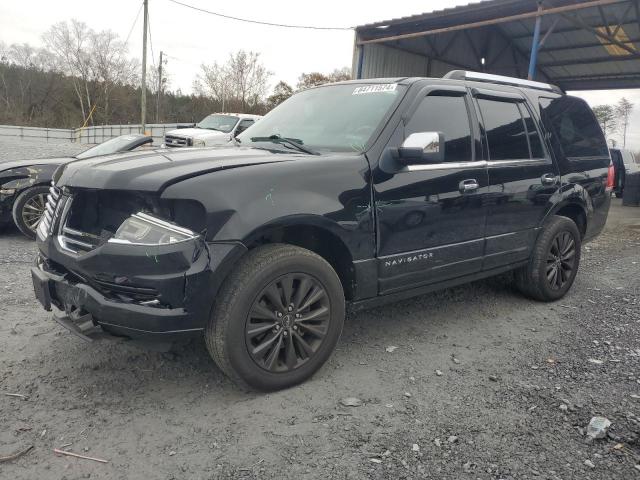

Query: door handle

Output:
[541, 173, 558, 186]
[459, 179, 479, 193]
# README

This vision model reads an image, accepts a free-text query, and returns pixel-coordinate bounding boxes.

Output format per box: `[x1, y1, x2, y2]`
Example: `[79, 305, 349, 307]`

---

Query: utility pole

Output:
[155, 51, 163, 123]
[141, 0, 148, 133]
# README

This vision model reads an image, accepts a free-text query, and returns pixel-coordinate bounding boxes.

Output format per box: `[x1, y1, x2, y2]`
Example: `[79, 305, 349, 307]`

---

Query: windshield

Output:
[238, 83, 405, 152]
[75, 135, 151, 159]
[197, 114, 239, 132]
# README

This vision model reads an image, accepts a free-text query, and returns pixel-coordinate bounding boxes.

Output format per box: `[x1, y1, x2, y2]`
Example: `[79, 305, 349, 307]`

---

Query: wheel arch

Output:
[242, 217, 357, 301]
[545, 199, 588, 238]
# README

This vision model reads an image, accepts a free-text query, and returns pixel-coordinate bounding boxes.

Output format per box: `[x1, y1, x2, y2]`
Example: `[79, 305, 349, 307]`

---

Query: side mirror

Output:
[398, 132, 445, 164]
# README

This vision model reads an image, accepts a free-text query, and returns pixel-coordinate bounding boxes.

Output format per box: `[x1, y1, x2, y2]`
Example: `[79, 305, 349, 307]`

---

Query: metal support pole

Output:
[528, 3, 543, 80]
[356, 46, 365, 79]
[141, 0, 148, 134]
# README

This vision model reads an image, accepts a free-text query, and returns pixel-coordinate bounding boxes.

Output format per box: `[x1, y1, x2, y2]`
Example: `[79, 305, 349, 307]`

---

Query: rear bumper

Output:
[33, 239, 247, 340]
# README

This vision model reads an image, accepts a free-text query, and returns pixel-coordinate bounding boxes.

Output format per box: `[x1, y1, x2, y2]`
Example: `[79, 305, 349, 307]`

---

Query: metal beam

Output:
[494, 23, 553, 81]
[533, 37, 640, 53]
[508, 19, 638, 40]
[463, 29, 483, 69]
[528, 3, 544, 80]
[554, 74, 640, 90]
[560, 12, 639, 57]
[357, 0, 628, 45]
[538, 17, 560, 48]
[539, 53, 640, 67]
[597, 5, 613, 36]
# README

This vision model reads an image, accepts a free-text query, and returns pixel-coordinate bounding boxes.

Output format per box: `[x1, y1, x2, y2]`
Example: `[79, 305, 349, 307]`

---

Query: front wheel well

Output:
[245, 225, 356, 301]
[554, 204, 587, 238]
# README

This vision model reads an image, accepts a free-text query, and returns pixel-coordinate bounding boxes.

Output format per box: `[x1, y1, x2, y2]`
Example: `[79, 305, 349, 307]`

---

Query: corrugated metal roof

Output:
[356, 0, 521, 30]
[355, 0, 640, 91]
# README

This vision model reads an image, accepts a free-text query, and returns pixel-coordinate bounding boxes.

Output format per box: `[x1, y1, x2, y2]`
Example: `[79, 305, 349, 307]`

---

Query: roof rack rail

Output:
[443, 70, 562, 94]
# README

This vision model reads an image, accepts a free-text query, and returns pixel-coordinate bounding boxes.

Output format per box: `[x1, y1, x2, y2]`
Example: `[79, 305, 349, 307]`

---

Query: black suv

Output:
[32, 71, 612, 390]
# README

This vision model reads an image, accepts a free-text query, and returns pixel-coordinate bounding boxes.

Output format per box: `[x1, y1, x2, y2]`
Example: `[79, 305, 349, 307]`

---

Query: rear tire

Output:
[205, 244, 345, 391]
[12, 186, 49, 240]
[515, 216, 581, 302]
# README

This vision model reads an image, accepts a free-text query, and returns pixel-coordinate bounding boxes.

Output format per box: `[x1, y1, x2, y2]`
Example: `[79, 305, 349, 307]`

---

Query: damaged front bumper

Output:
[33, 237, 247, 340]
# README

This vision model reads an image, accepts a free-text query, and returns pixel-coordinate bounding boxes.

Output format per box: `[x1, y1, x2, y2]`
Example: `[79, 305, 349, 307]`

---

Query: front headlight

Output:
[193, 139, 206, 147]
[108, 212, 199, 246]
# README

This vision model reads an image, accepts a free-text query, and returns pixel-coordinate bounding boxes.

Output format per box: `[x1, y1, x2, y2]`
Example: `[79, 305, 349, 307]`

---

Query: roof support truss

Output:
[357, 0, 628, 45]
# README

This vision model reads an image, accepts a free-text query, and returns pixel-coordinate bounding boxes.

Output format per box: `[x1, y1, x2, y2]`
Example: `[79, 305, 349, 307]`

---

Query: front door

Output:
[374, 88, 489, 294]
[473, 91, 560, 270]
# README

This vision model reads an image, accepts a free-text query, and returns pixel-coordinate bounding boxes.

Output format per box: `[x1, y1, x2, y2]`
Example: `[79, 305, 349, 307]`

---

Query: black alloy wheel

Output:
[514, 215, 582, 302]
[245, 273, 330, 373]
[205, 244, 345, 391]
[546, 231, 576, 291]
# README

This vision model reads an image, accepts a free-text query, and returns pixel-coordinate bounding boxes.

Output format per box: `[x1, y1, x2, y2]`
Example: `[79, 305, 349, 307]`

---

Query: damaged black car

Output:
[0, 134, 152, 238]
[32, 73, 611, 391]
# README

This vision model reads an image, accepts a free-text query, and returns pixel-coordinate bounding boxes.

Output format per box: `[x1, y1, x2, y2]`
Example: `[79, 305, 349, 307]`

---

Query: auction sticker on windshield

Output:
[352, 84, 397, 95]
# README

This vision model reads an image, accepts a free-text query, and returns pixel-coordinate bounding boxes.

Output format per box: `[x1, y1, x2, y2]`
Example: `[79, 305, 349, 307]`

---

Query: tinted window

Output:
[405, 94, 472, 162]
[539, 97, 608, 158]
[478, 99, 529, 160]
[520, 105, 544, 158]
[236, 119, 254, 134]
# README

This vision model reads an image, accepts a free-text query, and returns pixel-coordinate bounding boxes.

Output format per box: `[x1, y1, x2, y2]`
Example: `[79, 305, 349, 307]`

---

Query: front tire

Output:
[12, 186, 50, 239]
[515, 216, 581, 302]
[205, 244, 345, 391]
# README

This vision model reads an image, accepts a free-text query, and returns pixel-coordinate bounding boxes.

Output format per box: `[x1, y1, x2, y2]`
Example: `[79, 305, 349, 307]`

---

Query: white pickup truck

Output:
[164, 113, 262, 148]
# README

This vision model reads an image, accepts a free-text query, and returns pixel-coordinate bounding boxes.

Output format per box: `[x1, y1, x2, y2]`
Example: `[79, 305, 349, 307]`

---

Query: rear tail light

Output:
[605, 162, 615, 191]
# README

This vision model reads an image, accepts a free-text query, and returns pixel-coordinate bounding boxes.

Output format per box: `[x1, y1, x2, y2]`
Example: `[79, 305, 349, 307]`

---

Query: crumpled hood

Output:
[0, 156, 75, 173]
[166, 128, 230, 142]
[54, 146, 294, 192]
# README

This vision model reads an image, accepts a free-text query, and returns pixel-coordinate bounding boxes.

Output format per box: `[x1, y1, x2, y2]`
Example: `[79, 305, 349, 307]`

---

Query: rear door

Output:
[473, 89, 560, 270]
[374, 86, 489, 294]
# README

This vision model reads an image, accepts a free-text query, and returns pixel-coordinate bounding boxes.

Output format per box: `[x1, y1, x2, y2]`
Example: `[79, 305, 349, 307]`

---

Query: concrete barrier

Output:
[0, 123, 194, 145]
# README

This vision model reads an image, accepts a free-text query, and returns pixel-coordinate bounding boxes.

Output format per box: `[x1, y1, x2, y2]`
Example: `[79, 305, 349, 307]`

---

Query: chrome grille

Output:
[37, 184, 61, 239]
[59, 226, 101, 254]
[56, 199, 101, 255]
[164, 134, 190, 147]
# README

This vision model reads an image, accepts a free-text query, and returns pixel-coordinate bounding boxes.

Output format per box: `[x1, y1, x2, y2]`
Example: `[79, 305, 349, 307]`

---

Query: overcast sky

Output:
[1, 0, 638, 149]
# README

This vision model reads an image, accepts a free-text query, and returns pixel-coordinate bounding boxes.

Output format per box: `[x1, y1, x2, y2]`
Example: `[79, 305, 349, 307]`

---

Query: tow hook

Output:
[52, 309, 102, 342]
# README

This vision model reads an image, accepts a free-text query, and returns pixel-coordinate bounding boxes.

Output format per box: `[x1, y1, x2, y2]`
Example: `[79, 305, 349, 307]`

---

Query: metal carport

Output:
[353, 0, 640, 91]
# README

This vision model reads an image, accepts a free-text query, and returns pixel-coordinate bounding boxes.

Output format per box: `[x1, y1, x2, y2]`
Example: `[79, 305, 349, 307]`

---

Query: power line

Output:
[166, 0, 352, 31]
[124, 2, 144, 47]
[147, 8, 156, 70]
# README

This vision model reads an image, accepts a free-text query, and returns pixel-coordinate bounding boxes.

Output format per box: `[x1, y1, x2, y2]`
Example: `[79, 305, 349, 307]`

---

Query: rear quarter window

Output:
[539, 96, 608, 159]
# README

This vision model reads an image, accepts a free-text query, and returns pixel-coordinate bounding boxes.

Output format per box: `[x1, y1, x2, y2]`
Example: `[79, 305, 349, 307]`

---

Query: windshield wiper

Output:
[250, 134, 318, 155]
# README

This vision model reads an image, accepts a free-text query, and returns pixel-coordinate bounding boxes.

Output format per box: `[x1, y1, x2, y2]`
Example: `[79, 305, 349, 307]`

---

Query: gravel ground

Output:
[1, 138, 639, 479]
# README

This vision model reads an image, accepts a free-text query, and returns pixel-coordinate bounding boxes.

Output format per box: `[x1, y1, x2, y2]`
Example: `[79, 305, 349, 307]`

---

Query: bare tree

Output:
[194, 61, 232, 110]
[196, 50, 271, 112]
[297, 72, 330, 90]
[615, 97, 634, 149]
[90, 30, 138, 123]
[297, 67, 351, 90]
[43, 20, 94, 123]
[227, 50, 271, 110]
[328, 67, 352, 82]
[592, 105, 618, 144]
[267, 81, 294, 109]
